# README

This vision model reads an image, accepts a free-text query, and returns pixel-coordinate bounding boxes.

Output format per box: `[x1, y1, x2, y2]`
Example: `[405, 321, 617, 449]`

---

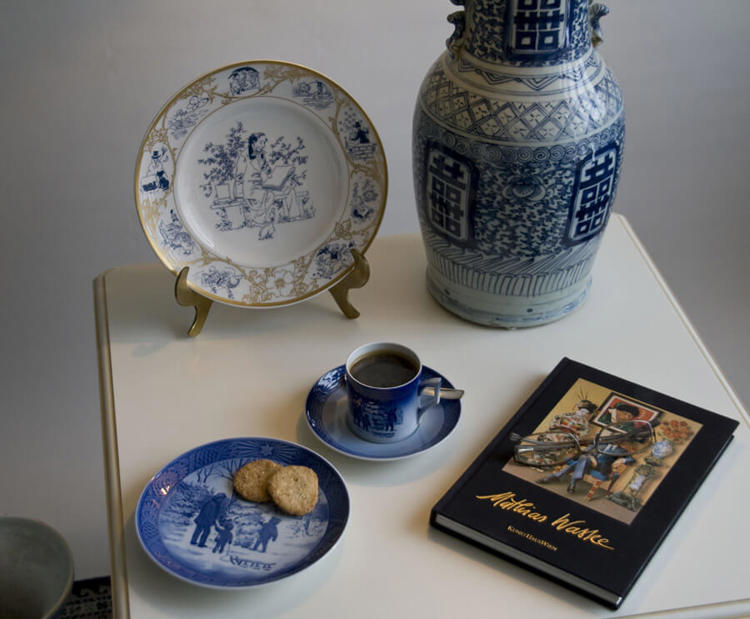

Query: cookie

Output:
[233, 459, 283, 502]
[267, 465, 319, 516]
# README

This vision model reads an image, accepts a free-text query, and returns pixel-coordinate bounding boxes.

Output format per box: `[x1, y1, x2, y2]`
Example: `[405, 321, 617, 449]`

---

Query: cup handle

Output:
[417, 377, 442, 418]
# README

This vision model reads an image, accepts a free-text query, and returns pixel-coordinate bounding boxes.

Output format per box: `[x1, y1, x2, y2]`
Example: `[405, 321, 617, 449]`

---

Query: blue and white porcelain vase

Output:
[412, 0, 624, 327]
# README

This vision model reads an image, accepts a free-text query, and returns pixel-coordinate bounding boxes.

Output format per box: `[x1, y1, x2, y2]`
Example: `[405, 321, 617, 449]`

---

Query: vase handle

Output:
[445, 0, 466, 57]
[589, 1, 610, 47]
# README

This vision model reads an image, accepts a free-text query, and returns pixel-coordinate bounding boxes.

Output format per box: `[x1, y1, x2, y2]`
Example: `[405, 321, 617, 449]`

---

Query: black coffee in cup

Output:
[349, 350, 419, 388]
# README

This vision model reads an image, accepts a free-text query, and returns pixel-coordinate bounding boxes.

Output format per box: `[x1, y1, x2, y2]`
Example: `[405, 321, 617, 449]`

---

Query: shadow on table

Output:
[101, 265, 353, 356]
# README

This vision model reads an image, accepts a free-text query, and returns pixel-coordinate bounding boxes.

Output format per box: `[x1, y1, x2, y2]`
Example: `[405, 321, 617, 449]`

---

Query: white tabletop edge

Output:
[94, 272, 131, 619]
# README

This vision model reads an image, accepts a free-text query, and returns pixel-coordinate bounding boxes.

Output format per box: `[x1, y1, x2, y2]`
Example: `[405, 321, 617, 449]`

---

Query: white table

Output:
[94, 214, 750, 618]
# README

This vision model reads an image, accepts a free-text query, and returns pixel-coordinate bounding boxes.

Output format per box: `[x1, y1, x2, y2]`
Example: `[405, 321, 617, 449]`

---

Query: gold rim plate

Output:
[135, 60, 387, 307]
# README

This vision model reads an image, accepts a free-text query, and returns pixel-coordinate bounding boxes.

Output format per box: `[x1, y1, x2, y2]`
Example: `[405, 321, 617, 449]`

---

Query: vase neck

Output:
[455, 0, 594, 67]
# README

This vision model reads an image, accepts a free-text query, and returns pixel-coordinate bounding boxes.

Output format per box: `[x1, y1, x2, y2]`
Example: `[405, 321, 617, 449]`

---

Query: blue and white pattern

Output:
[199, 265, 242, 300]
[420, 62, 621, 143]
[425, 143, 476, 245]
[198, 123, 315, 241]
[135, 61, 387, 308]
[292, 79, 334, 110]
[507, 0, 568, 56]
[141, 145, 171, 194]
[339, 107, 378, 161]
[228, 66, 260, 96]
[158, 209, 196, 256]
[461, 0, 590, 66]
[305, 366, 461, 461]
[167, 94, 211, 141]
[349, 176, 380, 223]
[314, 241, 355, 280]
[136, 438, 348, 588]
[413, 0, 624, 326]
[567, 141, 619, 244]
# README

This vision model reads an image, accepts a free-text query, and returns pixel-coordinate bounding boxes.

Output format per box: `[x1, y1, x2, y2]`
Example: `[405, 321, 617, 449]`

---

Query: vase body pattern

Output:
[413, 0, 624, 326]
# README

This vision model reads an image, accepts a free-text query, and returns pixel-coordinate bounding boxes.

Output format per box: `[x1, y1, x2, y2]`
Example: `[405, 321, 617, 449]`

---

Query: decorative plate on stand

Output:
[135, 60, 387, 307]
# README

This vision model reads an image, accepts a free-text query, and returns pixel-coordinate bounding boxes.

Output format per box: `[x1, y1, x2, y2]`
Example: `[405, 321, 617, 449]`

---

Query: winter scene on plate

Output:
[156, 457, 331, 583]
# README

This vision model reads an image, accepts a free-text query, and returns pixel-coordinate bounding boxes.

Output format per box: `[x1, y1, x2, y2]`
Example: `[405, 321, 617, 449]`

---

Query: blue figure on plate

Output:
[252, 516, 281, 553]
[202, 122, 315, 239]
[141, 146, 170, 192]
[349, 121, 370, 144]
[158, 209, 195, 256]
[315, 242, 353, 279]
[200, 265, 241, 299]
[228, 66, 260, 96]
[235, 132, 309, 239]
[244, 132, 279, 239]
[343, 116, 377, 160]
[350, 179, 377, 222]
[293, 80, 334, 109]
[246, 133, 273, 182]
[190, 493, 227, 548]
[212, 519, 234, 554]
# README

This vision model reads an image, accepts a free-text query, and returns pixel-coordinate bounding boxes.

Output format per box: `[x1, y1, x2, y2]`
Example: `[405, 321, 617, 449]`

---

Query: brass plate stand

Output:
[174, 249, 370, 336]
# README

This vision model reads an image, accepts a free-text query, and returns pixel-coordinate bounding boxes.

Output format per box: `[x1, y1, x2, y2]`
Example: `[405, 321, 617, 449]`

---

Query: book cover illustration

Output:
[502, 378, 701, 525]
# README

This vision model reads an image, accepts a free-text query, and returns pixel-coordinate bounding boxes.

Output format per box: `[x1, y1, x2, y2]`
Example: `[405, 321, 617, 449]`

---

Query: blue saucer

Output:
[305, 365, 461, 461]
[136, 437, 349, 588]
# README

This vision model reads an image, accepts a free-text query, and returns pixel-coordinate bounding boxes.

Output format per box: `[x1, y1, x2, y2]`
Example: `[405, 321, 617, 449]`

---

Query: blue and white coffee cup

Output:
[345, 342, 442, 443]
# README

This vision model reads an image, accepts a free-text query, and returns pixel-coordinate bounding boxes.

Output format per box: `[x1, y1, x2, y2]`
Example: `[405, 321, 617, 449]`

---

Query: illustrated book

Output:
[430, 358, 739, 609]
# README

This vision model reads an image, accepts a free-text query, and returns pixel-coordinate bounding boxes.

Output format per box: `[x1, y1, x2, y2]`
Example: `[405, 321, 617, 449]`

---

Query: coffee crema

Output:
[349, 351, 419, 388]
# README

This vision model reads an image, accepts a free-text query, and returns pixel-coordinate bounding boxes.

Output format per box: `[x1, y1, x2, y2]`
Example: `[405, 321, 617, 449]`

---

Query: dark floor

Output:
[55, 577, 112, 619]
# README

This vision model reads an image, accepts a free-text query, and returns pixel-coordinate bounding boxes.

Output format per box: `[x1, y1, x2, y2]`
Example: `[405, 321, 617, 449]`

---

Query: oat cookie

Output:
[233, 459, 283, 502]
[268, 465, 319, 516]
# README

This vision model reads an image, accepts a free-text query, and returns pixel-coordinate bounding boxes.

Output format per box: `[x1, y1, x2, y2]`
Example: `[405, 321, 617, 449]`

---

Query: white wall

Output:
[0, 0, 747, 579]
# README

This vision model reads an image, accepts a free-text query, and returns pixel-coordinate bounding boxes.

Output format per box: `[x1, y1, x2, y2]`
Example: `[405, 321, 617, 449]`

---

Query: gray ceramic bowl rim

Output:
[0, 516, 74, 619]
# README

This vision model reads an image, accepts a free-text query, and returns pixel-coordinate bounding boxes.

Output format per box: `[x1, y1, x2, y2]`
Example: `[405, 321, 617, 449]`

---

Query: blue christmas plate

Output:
[135, 437, 349, 589]
[305, 366, 461, 461]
